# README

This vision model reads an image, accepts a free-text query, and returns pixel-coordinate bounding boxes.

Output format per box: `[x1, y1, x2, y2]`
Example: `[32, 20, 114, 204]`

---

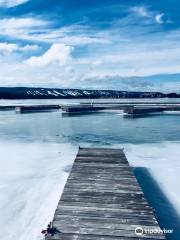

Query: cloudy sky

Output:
[0, 0, 180, 92]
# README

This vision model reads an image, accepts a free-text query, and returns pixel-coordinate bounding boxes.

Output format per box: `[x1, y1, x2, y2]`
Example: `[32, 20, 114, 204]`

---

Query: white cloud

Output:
[68, 73, 180, 93]
[26, 44, 73, 67]
[1, 17, 45, 29]
[159, 82, 180, 93]
[42, 25, 110, 45]
[38, 33, 110, 45]
[155, 13, 164, 24]
[130, 6, 166, 25]
[0, 10, 178, 89]
[0, 18, 110, 45]
[0, 0, 29, 8]
[0, 18, 48, 40]
[93, 60, 103, 66]
[0, 42, 39, 54]
[20, 44, 39, 51]
[0, 43, 18, 53]
[73, 75, 155, 91]
[130, 6, 150, 17]
[74, 38, 180, 79]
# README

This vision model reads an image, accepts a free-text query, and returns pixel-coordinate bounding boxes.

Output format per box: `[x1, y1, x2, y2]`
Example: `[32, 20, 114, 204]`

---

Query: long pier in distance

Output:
[45, 147, 166, 240]
[0, 101, 180, 115]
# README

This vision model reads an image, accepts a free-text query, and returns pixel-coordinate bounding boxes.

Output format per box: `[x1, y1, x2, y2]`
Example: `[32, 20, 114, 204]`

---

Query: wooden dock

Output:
[80, 101, 180, 105]
[0, 102, 180, 114]
[61, 104, 106, 113]
[15, 105, 61, 113]
[61, 103, 180, 114]
[124, 106, 180, 115]
[0, 105, 15, 111]
[45, 147, 166, 240]
[123, 107, 165, 115]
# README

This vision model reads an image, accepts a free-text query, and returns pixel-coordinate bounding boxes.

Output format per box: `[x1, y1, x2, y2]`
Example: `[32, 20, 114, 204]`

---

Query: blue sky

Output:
[0, 0, 180, 92]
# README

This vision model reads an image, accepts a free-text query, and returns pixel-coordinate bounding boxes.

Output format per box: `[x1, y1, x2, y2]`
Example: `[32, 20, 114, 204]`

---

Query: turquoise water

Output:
[0, 100, 180, 240]
[1, 109, 180, 144]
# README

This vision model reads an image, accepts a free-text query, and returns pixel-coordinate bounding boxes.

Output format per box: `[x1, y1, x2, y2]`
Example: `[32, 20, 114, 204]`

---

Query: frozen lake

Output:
[0, 99, 180, 240]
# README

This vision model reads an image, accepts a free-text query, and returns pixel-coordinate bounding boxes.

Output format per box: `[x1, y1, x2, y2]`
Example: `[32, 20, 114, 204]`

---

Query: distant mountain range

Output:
[0, 87, 179, 99]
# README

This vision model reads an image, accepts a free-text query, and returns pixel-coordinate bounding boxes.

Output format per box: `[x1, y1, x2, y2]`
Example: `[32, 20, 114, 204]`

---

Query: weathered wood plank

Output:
[65, 185, 141, 192]
[45, 148, 166, 240]
[60, 196, 148, 205]
[47, 232, 163, 240]
[75, 157, 128, 163]
[77, 153, 126, 158]
[67, 178, 141, 187]
[53, 214, 158, 225]
[64, 188, 143, 194]
[68, 175, 139, 181]
[52, 222, 163, 236]
[46, 225, 165, 239]
[78, 147, 123, 153]
[53, 215, 157, 224]
[58, 201, 153, 211]
[54, 209, 156, 220]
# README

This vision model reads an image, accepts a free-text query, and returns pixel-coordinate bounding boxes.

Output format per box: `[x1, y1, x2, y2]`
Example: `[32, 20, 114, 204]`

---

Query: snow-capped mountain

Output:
[0, 87, 176, 99]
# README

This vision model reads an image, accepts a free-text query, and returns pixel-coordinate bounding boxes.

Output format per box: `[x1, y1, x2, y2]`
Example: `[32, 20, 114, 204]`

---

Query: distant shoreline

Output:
[0, 87, 179, 99]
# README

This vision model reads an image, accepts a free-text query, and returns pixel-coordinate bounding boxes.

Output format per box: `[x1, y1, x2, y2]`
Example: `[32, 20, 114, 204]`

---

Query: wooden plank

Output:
[45, 148, 166, 240]
[60, 196, 148, 205]
[67, 179, 141, 187]
[53, 214, 158, 225]
[52, 222, 163, 235]
[46, 232, 164, 240]
[62, 182, 144, 191]
[53, 214, 158, 226]
[75, 156, 128, 163]
[46, 226, 165, 239]
[64, 187, 143, 194]
[58, 201, 153, 211]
